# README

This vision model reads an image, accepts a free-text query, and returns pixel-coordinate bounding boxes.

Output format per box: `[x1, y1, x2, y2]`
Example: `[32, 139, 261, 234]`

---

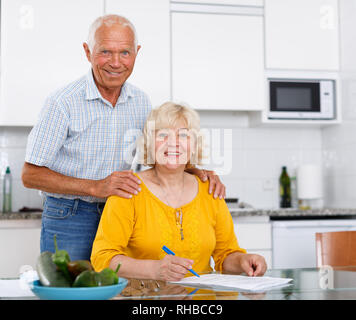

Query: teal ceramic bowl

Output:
[29, 278, 128, 300]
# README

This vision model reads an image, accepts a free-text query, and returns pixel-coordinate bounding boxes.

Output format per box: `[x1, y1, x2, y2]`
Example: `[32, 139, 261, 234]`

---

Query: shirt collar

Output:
[85, 69, 102, 101]
[85, 69, 134, 104]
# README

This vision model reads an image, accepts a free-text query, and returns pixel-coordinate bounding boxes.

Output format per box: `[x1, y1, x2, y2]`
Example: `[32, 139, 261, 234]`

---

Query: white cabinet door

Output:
[232, 217, 272, 268]
[0, 220, 41, 278]
[265, 0, 339, 71]
[172, 0, 263, 5]
[0, 0, 104, 126]
[105, 0, 170, 107]
[171, 12, 264, 110]
[272, 220, 356, 269]
[233, 221, 272, 250]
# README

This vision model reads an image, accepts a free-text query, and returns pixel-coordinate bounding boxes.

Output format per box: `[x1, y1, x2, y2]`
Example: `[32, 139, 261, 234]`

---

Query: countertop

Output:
[1, 207, 356, 220]
[0, 212, 42, 220]
[228, 207, 356, 218]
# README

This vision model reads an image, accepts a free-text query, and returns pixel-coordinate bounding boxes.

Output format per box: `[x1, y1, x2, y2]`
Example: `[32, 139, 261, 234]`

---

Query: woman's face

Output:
[153, 119, 196, 170]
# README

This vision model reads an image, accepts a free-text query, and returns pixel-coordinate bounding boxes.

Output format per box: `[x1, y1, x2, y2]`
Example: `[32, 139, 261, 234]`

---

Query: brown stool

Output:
[316, 231, 356, 268]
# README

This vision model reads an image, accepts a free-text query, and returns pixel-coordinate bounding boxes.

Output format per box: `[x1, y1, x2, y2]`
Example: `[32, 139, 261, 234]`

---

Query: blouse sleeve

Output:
[90, 195, 135, 271]
[212, 199, 246, 271]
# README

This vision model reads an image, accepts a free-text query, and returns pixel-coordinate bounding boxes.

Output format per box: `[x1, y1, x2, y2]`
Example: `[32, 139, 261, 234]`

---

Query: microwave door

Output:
[268, 81, 324, 119]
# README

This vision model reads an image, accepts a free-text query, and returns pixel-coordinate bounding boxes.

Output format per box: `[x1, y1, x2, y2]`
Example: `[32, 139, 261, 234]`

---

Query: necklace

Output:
[154, 169, 185, 241]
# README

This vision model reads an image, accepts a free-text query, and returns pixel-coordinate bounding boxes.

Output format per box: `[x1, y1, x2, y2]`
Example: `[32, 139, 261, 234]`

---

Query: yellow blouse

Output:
[91, 173, 246, 273]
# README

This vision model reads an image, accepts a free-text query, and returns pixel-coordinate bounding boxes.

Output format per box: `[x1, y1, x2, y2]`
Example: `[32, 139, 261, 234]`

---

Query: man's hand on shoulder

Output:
[91, 170, 142, 199]
[185, 167, 226, 199]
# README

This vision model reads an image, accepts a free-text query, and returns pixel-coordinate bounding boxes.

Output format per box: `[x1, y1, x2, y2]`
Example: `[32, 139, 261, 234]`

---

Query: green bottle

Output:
[2, 166, 12, 213]
[279, 166, 291, 208]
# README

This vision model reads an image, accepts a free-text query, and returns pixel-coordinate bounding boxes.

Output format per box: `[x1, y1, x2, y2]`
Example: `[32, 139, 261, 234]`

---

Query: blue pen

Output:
[162, 245, 200, 277]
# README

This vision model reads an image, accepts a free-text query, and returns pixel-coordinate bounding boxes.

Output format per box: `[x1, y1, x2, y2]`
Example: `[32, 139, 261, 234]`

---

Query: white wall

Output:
[0, 114, 323, 211]
[321, 0, 356, 208]
[0, 0, 334, 211]
[0, 127, 43, 211]
[199, 111, 322, 208]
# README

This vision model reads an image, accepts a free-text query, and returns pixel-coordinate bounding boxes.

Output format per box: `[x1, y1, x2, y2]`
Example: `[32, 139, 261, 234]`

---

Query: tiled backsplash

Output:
[0, 1, 355, 213]
[321, 0, 356, 208]
[198, 111, 322, 208]
[0, 112, 323, 211]
[322, 118, 356, 208]
[0, 127, 43, 211]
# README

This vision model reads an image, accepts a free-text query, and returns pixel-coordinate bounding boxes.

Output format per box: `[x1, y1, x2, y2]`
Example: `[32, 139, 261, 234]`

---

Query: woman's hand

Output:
[239, 254, 267, 277]
[153, 255, 194, 281]
[222, 252, 267, 276]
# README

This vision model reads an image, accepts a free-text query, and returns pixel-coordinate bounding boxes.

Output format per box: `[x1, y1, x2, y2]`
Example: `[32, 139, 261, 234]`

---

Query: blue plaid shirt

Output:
[25, 70, 152, 202]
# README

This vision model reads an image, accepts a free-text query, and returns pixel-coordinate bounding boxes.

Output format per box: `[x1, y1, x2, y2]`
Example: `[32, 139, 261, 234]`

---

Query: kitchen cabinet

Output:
[265, 0, 339, 71]
[0, 0, 104, 126]
[105, 0, 170, 107]
[0, 220, 41, 278]
[232, 216, 272, 268]
[272, 218, 356, 269]
[172, 0, 263, 5]
[171, 9, 265, 110]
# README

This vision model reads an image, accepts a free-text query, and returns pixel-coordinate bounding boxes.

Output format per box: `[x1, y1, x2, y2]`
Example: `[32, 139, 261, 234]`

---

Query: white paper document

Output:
[170, 274, 293, 292]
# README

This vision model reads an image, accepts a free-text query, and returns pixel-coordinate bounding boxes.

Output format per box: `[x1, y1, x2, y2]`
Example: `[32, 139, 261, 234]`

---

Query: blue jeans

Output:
[40, 196, 105, 261]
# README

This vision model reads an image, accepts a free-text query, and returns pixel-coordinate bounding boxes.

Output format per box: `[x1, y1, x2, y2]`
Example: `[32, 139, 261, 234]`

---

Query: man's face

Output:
[83, 24, 140, 92]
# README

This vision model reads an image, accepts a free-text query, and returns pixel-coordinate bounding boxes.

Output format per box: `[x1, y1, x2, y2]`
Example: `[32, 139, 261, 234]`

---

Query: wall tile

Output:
[5, 178, 42, 212]
[2, 148, 26, 179]
[324, 145, 356, 177]
[0, 127, 32, 148]
[203, 147, 244, 178]
[242, 127, 321, 150]
[220, 176, 244, 200]
[299, 148, 323, 166]
[273, 149, 300, 177]
[243, 179, 278, 208]
[324, 174, 356, 208]
[243, 149, 276, 179]
[321, 0, 356, 208]
[322, 122, 356, 149]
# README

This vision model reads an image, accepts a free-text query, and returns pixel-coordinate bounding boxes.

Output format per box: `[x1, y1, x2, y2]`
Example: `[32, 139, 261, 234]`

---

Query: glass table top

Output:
[115, 266, 356, 300]
[2, 266, 356, 300]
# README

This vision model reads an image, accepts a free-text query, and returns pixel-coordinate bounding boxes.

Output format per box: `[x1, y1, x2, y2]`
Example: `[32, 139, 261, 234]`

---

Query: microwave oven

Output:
[267, 79, 335, 120]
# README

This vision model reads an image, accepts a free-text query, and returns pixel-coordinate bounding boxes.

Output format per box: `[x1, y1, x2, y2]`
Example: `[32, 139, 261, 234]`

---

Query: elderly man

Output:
[22, 14, 225, 261]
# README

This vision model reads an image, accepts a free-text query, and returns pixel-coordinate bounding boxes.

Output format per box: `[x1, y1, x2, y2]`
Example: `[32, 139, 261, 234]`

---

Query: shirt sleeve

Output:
[90, 195, 135, 271]
[25, 96, 69, 167]
[212, 199, 246, 271]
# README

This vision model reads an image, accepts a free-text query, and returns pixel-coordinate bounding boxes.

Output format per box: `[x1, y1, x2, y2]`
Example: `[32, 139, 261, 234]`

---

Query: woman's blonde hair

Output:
[137, 102, 204, 168]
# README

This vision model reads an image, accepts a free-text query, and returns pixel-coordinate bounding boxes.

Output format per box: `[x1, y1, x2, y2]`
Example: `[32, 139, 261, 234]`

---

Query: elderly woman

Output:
[91, 102, 267, 281]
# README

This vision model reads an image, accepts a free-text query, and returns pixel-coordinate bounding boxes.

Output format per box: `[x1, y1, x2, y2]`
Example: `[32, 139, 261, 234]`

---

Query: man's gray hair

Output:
[86, 14, 138, 52]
